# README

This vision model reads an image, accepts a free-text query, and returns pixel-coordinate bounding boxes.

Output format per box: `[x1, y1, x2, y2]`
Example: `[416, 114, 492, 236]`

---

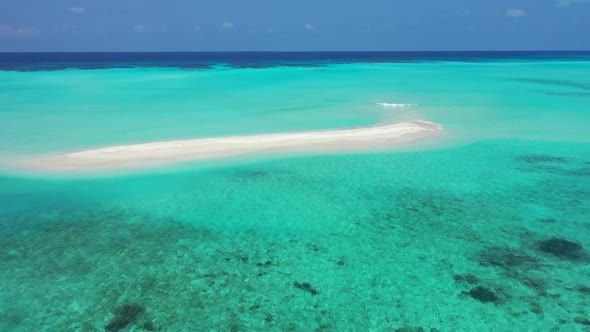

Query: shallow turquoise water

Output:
[1, 59, 590, 331]
[1, 61, 589, 156]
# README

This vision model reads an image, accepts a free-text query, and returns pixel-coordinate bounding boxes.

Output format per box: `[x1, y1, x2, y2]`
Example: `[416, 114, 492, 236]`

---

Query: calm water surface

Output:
[1, 52, 589, 331]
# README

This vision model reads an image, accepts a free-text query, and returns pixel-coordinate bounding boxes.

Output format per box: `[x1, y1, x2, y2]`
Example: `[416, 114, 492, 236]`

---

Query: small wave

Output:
[376, 103, 417, 108]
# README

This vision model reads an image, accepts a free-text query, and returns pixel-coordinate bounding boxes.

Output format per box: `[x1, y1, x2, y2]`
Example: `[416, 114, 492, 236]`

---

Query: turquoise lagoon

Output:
[0, 54, 590, 331]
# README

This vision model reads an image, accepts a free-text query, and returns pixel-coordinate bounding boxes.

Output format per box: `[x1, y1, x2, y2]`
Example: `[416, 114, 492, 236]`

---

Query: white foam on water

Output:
[376, 103, 417, 108]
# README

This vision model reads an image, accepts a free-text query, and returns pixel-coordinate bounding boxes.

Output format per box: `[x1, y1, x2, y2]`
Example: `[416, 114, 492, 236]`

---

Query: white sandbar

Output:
[20, 120, 443, 172]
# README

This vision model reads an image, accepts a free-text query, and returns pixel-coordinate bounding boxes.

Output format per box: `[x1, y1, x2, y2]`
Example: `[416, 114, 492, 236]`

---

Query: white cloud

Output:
[0, 25, 40, 36]
[304, 23, 314, 30]
[506, 8, 527, 17]
[222, 21, 234, 29]
[69, 7, 85, 13]
[556, 0, 590, 7]
[134, 24, 145, 32]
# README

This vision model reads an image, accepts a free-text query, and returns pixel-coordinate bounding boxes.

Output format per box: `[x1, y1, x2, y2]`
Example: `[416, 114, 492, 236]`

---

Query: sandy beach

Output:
[18, 120, 443, 172]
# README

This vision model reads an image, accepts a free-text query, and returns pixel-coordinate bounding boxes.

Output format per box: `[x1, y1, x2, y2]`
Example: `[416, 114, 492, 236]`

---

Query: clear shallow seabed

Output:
[0, 52, 590, 331]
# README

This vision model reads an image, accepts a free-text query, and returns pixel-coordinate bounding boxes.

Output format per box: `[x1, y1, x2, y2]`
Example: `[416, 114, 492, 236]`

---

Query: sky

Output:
[0, 0, 589, 52]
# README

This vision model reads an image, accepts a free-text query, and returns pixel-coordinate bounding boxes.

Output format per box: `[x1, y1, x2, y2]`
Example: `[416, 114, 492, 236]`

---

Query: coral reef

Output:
[105, 303, 145, 332]
[293, 282, 319, 295]
[517, 155, 568, 164]
[464, 286, 500, 304]
[479, 247, 541, 271]
[537, 238, 587, 261]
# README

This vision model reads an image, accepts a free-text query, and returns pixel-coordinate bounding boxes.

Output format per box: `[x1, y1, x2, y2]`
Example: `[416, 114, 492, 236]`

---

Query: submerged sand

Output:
[17, 120, 443, 173]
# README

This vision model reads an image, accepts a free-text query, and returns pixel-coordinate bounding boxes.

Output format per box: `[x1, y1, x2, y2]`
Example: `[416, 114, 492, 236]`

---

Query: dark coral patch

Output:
[256, 260, 273, 267]
[105, 303, 145, 332]
[577, 285, 590, 294]
[538, 238, 587, 261]
[479, 247, 540, 270]
[520, 277, 548, 296]
[236, 169, 272, 178]
[141, 321, 156, 331]
[294, 281, 319, 295]
[517, 155, 567, 164]
[478, 248, 548, 295]
[394, 327, 425, 332]
[453, 274, 480, 285]
[463, 286, 500, 304]
[568, 168, 590, 177]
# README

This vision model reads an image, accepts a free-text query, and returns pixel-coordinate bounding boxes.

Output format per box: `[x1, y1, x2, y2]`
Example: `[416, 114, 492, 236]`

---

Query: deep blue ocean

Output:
[1, 51, 590, 71]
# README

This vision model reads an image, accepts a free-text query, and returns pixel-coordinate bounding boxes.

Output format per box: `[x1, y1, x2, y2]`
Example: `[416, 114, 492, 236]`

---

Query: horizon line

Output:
[1, 50, 590, 54]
